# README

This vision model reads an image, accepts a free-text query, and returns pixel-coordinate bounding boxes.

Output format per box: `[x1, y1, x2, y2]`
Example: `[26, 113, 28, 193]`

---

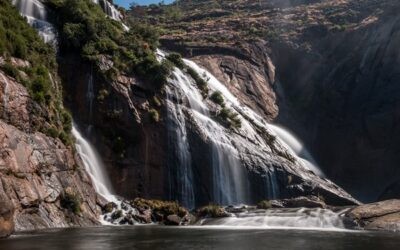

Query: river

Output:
[1, 226, 399, 250]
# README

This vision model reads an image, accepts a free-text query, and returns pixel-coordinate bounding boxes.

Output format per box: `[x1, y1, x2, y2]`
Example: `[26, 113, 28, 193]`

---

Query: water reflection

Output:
[1, 226, 399, 250]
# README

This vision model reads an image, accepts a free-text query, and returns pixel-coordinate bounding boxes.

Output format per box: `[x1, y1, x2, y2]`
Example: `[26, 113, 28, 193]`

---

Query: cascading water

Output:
[183, 59, 325, 178]
[165, 84, 195, 209]
[72, 124, 115, 201]
[160, 49, 251, 205]
[197, 207, 351, 231]
[12, 0, 56, 43]
[268, 124, 325, 177]
[72, 124, 139, 225]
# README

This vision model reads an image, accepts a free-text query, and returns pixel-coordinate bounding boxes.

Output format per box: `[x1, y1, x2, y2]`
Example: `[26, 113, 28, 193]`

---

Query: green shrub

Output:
[1, 63, 20, 79]
[61, 187, 82, 214]
[166, 52, 184, 69]
[186, 67, 208, 97]
[217, 107, 242, 129]
[46, 126, 59, 138]
[210, 91, 225, 106]
[149, 108, 160, 122]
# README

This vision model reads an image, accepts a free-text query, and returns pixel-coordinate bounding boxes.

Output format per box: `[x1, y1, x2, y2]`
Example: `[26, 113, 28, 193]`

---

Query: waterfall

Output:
[0, 73, 9, 121]
[183, 59, 325, 178]
[72, 124, 115, 202]
[12, 0, 56, 43]
[165, 84, 195, 209]
[93, 0, 122, 21]
[159, 50, 251, 205]
[197, 207, 350, 231]
[268, 124, 325, 177]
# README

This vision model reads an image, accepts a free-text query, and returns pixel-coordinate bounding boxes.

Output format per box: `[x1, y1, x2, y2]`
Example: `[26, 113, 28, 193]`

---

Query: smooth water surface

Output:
[1, 226, 399, 250]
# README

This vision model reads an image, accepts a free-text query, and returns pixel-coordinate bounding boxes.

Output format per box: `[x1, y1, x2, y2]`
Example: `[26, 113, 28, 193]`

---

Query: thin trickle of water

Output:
[0, 73, 9, 121]
[87, 68, 95, 122]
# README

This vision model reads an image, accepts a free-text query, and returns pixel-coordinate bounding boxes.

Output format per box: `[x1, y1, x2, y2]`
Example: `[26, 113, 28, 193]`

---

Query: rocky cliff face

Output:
[139, 0, 400, 202]
[0, 69, 100, 234]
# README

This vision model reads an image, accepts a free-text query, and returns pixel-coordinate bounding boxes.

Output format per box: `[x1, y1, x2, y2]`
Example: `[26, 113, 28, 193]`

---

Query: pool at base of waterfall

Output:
[1, 226, 399, 250]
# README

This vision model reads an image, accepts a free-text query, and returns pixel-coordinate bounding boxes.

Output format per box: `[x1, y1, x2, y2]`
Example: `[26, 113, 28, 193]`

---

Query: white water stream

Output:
[197, 208, 350, 231]
[12, 0, 56, 43]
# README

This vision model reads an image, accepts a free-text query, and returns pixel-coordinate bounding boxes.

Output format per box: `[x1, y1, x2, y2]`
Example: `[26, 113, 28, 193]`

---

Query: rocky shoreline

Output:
[99, 196, 400, 232]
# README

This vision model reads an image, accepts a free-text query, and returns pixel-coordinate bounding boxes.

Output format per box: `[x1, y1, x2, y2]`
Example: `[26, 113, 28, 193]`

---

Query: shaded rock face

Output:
[271, 13, 400, 202]
[58, 55, 168, 201]
[0, 71, 100, 232]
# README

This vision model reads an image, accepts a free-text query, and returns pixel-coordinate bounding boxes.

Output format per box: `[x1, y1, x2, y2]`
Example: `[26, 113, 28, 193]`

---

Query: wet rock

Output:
[165, 215, 181, 225]
[281, 196, 327, 208]
[197, 205, 230, 218]
[111, 210, 123, 220]
[133, 210, 152, 224]
[103, 202, 117, 213]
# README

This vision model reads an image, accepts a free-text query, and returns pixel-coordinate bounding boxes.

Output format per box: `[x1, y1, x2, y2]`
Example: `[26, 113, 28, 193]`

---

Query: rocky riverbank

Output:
[99, 196, 400, 232]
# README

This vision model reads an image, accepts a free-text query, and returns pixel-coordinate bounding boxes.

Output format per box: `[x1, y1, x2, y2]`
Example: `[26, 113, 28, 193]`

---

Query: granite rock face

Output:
[0, 70, 100, 233]
[347, 199, 400, 231]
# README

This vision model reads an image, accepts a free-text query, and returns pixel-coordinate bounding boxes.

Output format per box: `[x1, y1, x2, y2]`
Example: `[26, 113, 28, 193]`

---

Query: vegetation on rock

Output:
[1, 0, 72, 143]
[47, 0, 172, 88]
[132, 198, 188, 217]
[197, 204, 229, 218]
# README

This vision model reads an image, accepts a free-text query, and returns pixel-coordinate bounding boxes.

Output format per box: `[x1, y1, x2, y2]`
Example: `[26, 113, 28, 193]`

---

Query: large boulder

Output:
[347, 199, 400, 231]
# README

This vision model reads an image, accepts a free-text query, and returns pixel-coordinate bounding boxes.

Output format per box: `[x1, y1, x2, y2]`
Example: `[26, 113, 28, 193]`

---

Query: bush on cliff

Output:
[1, 0, 71, 141]
[47, 0, 171, 87]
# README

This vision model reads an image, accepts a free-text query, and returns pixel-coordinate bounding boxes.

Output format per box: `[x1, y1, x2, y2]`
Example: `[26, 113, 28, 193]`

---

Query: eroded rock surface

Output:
[0, 70, 100, 232]
[347, 199, 400, 231]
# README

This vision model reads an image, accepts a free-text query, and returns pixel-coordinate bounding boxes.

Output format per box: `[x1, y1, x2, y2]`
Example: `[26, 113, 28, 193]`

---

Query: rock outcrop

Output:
[347, 199, 400, 231]
[0, 70, 100, 232]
